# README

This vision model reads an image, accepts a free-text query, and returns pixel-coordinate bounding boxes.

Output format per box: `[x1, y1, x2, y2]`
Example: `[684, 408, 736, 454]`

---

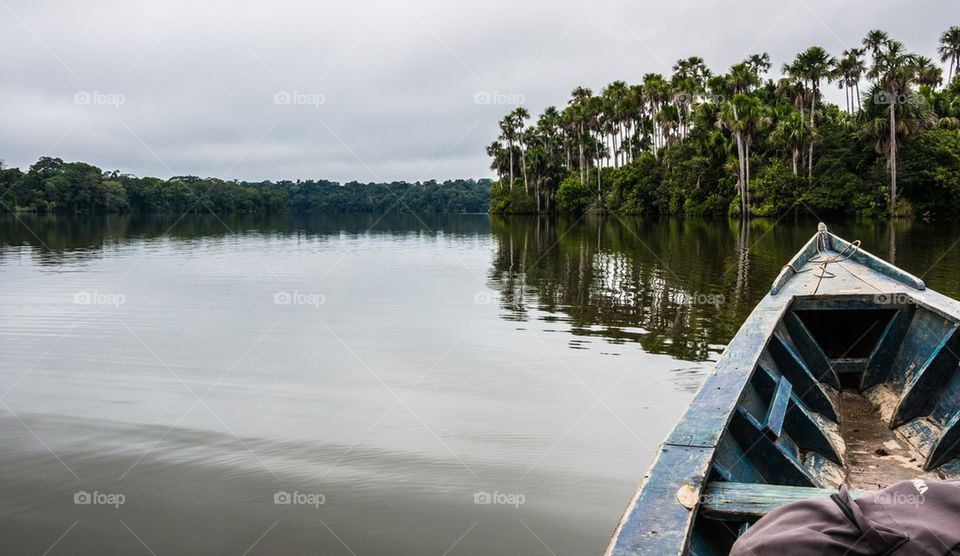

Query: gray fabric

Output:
[730, 480, 960, 555]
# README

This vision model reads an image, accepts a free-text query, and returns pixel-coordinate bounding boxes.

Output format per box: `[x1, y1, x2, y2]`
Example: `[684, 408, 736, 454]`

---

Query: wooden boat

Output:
[606, 224, 960, 555]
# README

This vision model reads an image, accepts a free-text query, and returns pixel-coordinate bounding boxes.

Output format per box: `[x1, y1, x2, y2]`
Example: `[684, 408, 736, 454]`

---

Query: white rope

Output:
[780, 230, 863, 295]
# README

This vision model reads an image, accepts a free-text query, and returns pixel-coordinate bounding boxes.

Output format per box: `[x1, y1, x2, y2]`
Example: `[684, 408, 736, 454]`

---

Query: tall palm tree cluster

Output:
[488, 27, 960, 218]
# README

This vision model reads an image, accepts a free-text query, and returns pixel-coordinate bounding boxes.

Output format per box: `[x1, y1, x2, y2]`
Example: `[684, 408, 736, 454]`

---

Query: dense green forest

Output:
[488, 27, 960, 219]
[0, 156, 490, 214]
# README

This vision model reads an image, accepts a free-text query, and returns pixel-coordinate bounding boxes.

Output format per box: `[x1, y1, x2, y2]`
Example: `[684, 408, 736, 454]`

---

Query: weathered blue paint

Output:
[728, 409, 816, 487]
[927, 410, 960, 469]
[861, 307, 913, 389]
[769, 234, 820, 295]
[770, 229, 924, 295]
[889, 309, 955, 391]
[699, 482, 871, 521]
[607, 225, 960, 556]
[766, 334, 838, 421]
[782, 312, 837, 383]
[754, 364, 843, 465]
[931, 364, 960, 426]
[890, 321, 960, 427]
[828, 233, 926, 291]
[763, 376, 792, 439]
[896, 417, 940, 461]
[712, 434, 765, 484]
[606, 445, 713, 555]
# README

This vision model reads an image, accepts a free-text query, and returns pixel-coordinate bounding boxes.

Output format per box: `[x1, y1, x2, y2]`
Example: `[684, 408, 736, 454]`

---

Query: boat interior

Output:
[692, 293, 960, 553]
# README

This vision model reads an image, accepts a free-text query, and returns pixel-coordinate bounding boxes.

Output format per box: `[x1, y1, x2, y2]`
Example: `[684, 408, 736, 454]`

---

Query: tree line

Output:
[488, 27, 960, 219]
[0, 157, 490, 214]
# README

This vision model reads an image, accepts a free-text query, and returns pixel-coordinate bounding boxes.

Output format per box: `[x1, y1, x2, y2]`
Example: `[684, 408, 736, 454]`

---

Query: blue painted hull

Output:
[606, 225, 960, 555]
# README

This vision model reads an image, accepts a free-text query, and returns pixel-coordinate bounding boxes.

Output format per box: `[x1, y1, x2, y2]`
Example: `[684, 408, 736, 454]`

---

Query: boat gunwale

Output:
[606, 227, 960, 555]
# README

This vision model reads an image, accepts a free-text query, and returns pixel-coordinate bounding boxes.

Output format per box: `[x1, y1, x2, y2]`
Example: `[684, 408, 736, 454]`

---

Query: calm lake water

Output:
[2, 213, 960, 555]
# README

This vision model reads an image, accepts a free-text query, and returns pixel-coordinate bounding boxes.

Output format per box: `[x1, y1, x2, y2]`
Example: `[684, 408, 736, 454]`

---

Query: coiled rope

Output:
[781, 229, 865, 294]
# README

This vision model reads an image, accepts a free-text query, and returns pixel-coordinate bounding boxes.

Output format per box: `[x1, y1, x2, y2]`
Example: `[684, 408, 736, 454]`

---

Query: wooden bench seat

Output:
[700, 482, 871, 521]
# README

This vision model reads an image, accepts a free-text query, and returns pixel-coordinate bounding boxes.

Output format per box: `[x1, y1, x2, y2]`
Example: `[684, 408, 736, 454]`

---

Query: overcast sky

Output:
[0, 0, 951, 183]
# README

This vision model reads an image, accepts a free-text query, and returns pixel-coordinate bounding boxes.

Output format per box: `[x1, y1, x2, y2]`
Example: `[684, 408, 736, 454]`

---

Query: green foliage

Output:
[804, 170, 870, 215]
[484, 28, 960, 220]
[749, 161, 799, 216]
[900, 128, 960, 218]
[660, 137, 733, 215]
[1, 157, 490, 214]
[488, 181, 538, 214]
[606, 154, 661, 213]
[555, 174, 594, 213]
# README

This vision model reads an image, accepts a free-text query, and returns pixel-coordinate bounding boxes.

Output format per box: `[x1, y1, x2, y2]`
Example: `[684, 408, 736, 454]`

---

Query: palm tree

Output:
[486, 141, 507, 184]
[512, 107, 531, 194]
[833, 55, 854, 114]
[569, 87, 593, 188]
[559, 105, 577, 169]
[683, 56, 712, 93]
[740, 96, 771, 195]
[915, 56, 943, 88]
[642, 74, 670, 156]
[770, 109, 813, 175]
[775, 75, 807, 118]
[498, 115, 516, 190]
[602, 81, 630, 166]
[586, 95, 607, 201]
[717, 94, 749, 215]
[537, 106, 562, 150]
[744, 52, 772, 83]
[938, 26, 960, 84]
[847, 48, 866, 112]
[624, 84, 644, 162]
[670, 80, 695, 139]
[834, 49, 865, 114]
[861, 82, 934, 206]
[790, 46, 836, 177]
[863, 29, 890, 70]
[658, 104, 681, 147]
[727, 62, 759, 95]
[867, 40, 919, 216]
[521, 127, 542, 209]
[672, 57, 695, 87]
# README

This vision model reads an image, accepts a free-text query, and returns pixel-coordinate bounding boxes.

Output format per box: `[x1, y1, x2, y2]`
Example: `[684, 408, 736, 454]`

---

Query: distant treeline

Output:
[0, 157, 491, 214]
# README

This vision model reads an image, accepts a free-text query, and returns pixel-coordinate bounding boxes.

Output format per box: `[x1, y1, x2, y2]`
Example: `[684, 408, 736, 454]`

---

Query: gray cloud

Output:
[0, 0, 951, 182]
